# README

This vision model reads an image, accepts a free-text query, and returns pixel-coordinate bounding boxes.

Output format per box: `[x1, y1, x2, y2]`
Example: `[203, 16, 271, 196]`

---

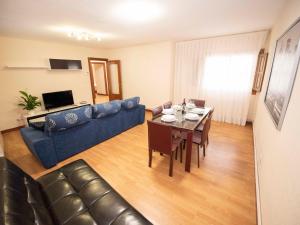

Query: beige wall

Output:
[0, 36, 107, 131]
[108, 42, 175, 109]
[253, 0, 300, 224]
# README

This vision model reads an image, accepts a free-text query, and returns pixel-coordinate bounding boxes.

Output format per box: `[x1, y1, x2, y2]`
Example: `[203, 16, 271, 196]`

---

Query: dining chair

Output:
[181, 114, 212, 167]
[147, 120, 183, 177]
[163, 101, 172, 109]
[196, 108, 214, 144]
[151, 105, 163, 118]
[190, 99, 205, 108]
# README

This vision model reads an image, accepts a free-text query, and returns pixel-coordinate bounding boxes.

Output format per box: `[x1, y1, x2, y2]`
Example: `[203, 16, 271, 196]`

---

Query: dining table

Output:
[152, 106, 211, 172]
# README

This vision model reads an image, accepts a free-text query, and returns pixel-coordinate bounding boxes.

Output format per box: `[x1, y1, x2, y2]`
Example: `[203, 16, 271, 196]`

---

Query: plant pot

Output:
[27, 110, 35, 116]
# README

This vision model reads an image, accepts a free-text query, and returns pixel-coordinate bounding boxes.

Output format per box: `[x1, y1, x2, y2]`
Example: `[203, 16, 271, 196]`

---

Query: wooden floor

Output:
[95, 94, 109, 103]
[3, 112, 257, 225]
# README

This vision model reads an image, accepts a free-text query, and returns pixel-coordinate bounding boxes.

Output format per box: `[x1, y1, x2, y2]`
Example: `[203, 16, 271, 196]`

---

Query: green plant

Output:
[18, 91, 41, 111]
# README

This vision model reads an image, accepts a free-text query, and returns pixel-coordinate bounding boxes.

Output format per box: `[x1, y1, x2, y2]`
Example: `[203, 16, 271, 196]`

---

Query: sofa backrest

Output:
[45, 105, 92, 133]
[0, 157, 54, 225]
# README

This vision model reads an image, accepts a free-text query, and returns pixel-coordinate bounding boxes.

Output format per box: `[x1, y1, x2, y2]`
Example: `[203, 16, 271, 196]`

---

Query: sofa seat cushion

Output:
[37, 159, 152, 225]
[92, 100, 122, 118]
[122, 97, 140, 109]
[45, 106, 92, 133]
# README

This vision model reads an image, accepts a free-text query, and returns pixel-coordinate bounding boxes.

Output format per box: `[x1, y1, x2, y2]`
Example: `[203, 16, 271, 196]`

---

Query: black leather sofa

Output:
[0, 157, 153, 225]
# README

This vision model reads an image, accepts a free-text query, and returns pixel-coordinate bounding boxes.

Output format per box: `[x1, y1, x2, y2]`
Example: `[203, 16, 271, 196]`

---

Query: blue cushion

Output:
[121, 97, 140, 109]
[92, 100, 122, 119]
[45, 106, 92, 132]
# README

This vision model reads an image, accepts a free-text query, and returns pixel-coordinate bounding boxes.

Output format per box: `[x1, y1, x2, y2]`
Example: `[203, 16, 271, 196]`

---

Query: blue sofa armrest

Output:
[20, 127, 57, 168]
[138, 104, 146, 124]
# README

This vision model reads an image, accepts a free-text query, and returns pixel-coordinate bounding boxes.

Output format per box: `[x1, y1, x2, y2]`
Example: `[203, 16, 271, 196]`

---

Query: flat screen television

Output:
[42, 90, 74, 110]
[49, 58, 82, 70]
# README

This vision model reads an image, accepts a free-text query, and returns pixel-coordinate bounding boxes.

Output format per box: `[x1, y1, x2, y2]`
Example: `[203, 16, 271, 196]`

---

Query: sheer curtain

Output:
[173, 31, 267, 125]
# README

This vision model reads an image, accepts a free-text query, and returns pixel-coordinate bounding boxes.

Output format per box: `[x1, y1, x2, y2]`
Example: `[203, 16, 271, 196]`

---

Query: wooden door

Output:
[107, 60, 123, 100]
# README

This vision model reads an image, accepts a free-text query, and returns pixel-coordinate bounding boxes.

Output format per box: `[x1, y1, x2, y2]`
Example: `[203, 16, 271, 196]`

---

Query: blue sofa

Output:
[20, 97, 145, 168]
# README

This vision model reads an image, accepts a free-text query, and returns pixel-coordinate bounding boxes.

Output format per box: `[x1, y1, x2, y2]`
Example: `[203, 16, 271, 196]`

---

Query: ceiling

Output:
[0, 0, 287, 49]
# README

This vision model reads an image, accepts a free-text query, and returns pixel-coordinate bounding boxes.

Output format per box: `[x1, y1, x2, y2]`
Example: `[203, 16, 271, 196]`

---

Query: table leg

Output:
[185, 131, 193, 172]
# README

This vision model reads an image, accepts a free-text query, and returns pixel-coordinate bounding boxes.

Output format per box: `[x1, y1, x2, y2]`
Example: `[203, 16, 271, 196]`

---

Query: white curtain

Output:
[173, 31, 267, 125]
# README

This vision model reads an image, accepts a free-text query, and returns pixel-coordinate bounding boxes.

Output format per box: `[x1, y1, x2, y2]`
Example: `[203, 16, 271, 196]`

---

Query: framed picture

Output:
[265, 18, 300, 130]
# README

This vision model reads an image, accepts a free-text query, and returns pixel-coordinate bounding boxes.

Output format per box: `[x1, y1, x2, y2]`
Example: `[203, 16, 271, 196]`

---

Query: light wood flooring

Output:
[3, 112, 257, 225]
[95, 94, 109, 103]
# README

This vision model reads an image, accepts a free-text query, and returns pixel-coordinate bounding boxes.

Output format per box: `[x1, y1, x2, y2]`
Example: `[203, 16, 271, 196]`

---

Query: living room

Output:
[0, 0, 300, 225]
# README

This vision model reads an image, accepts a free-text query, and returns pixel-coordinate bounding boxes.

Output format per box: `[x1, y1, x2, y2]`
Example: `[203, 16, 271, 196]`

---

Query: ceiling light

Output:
[113, 1, 164, 24]
[68, 31, 101, 41]
[50, 26, 109, 42]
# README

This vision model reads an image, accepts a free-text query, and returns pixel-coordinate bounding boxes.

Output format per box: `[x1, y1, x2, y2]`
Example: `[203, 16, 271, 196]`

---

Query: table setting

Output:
[160, 102, 206, 123]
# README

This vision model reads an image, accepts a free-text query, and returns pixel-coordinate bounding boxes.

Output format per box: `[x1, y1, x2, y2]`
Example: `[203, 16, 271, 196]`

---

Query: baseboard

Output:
[1, 125, 24, 134]
[252, 122, 262, 225]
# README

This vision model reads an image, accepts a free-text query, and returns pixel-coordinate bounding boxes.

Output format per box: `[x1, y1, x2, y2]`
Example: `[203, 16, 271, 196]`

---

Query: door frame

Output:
[87, 57, 108, 104]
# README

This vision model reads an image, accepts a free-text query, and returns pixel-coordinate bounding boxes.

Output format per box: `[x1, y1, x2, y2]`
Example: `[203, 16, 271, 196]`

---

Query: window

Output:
[202, 54, 256, 93]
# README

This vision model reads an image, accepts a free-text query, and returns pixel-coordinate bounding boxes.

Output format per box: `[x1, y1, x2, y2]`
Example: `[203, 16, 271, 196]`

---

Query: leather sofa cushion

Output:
[122, 97, 140, 109]
[0, 157, 54, 225]
[37, 159, 152, 225]
[45, 106, 92, 133]
[92, 100, 122, 119]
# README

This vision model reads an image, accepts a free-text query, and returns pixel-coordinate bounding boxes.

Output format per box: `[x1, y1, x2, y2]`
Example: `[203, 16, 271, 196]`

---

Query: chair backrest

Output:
[208, 108, 214, 131]
[190, 99, 205, 107]
[208, 107, 214, 117]
[147, 120, 172, 155]
[163, 101, 172, 109]
[151, 105, 163, 118]
[201, 114, 212, 146]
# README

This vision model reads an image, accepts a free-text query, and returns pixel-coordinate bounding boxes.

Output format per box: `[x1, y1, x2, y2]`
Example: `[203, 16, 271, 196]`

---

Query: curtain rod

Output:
[176, 29, 270, 43]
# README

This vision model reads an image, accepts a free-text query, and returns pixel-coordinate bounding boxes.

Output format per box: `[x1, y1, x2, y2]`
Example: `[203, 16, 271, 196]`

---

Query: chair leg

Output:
[175, 147, 178, 160]
[197, 145, 200, 168]
[169, 152, 174, 177]
[148, 149, 153, 167]
[180, 145, 183, 163]
[207, 136, 209, 144]
[203, 144, 206, 157]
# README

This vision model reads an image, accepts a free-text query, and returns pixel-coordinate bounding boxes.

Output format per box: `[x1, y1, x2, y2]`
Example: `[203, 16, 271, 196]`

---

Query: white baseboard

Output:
[252, 123, 262, 225]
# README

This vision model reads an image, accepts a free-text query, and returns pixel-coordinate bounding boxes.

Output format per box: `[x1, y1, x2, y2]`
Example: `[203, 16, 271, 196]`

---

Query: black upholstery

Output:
[0, 157, 153, 225]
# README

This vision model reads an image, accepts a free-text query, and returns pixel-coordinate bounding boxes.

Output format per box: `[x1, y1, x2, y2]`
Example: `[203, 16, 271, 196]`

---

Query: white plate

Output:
[186, 103, 196, 109]
[190, 108, 205, 114]
[162, 108, 174, 115]
[184, 113, 200, 121]
[161, 115, 176, 122]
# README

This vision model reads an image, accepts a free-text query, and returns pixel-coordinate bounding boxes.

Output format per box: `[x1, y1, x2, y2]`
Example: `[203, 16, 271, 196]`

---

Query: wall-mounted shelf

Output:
[4, 65, 49, 69]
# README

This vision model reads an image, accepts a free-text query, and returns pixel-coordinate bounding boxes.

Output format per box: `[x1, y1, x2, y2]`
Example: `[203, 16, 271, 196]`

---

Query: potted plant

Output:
[18, 91, 41, 115]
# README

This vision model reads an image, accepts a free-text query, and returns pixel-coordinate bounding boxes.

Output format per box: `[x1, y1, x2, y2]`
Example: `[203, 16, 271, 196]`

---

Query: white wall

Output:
[0, 36, 107, 131]
[108, 42, 174, 109]
[253, 0, 300, 224]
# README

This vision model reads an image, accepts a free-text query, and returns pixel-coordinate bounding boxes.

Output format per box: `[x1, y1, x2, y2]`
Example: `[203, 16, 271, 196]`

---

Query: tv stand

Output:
[24, 103, 90, 126]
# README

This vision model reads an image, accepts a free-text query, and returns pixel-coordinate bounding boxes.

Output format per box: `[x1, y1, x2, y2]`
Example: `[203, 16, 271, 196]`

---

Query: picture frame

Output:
[265, 18, 300, 130]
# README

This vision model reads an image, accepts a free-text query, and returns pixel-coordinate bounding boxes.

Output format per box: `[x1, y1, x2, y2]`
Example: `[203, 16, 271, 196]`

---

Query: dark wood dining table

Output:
[152, 107, 211, 172]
